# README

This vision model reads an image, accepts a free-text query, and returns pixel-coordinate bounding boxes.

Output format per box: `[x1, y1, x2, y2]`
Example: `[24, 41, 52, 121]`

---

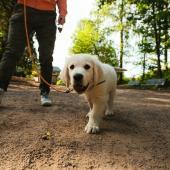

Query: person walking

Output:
[0, 0, 67, 106]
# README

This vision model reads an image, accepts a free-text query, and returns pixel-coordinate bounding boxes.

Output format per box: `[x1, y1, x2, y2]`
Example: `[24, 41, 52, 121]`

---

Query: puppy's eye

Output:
[84, 64, 90, 70]
[70, 64, 74, 70]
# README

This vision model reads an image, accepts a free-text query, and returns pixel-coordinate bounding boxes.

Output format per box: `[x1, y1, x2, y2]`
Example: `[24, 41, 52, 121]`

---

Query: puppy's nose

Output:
[74, 73, 83, 82]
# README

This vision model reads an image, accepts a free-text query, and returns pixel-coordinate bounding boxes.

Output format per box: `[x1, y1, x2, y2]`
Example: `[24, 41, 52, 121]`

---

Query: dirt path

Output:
[0, 80, 170, 170]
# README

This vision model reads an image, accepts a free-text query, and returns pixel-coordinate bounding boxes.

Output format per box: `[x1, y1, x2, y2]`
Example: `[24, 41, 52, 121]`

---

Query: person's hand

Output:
[58, 15, 65, 25]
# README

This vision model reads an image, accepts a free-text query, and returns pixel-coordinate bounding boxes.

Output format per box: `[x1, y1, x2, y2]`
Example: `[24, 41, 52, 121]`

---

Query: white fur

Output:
[60, 54, 117, 134]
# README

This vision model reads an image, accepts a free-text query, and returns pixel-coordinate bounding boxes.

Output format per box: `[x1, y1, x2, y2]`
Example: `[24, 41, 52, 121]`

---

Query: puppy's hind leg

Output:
[86, 98, 93, 118]
[105, 91, 115, 116]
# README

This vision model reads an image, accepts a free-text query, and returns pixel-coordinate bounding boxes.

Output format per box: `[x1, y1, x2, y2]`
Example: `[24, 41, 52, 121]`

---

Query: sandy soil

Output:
[0, 79, 170, 170]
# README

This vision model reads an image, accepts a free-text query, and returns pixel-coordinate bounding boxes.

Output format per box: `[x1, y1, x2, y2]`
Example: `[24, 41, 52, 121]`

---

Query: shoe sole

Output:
[41, 102, 52, 107]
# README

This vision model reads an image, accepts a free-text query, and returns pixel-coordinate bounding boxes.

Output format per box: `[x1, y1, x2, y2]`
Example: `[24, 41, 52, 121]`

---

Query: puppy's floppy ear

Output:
[59, 63, 70, 88]
[93, 59, 104, 85]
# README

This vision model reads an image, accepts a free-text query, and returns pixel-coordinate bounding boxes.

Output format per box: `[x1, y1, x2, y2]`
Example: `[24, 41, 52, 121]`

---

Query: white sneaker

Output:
[41, 94, 52, 106]
[0, 88, 4, 105]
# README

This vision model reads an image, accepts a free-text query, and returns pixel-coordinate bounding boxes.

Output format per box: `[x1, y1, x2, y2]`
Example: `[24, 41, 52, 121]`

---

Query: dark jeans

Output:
[0, 4, 56, 95]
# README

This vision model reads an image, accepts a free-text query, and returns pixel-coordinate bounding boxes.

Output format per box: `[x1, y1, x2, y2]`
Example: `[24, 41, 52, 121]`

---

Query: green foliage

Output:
[0, 0, 15, 58]
[138, 69, 170, 82]
[70, 19, 118, 66]
[31, 70, 39, 77]
[16, 35, 38, 76]
[0, 1, 38, 76]
[163, 71, 170, 82]
[56, 79, 65, 86]
[71, 20, 99, 54]
[127, 0, 170, 77]
[97, 0, 170, 80]
[95, 0, 133, 82]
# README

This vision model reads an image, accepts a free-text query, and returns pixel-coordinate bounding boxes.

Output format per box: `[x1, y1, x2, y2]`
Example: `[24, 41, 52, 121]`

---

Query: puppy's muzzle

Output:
[73, 73, 88, 94]
[74, 73, 83, 83]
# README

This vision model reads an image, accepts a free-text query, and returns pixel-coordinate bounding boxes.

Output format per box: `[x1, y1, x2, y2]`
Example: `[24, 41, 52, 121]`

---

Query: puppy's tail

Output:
[114, 67, 127, 72]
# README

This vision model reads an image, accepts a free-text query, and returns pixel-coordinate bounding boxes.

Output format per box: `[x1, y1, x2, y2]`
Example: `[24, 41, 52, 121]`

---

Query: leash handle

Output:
[57, 24, 63, 33]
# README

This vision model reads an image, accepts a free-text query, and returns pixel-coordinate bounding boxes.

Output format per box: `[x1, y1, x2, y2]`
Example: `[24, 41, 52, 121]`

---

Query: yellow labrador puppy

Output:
[60, 54, 117, 134]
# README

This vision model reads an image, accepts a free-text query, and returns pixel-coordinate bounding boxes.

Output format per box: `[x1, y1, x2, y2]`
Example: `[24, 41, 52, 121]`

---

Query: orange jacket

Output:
[17, 0, 67, 16]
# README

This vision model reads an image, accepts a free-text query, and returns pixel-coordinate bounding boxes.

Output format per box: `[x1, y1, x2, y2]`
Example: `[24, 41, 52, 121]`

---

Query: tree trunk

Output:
[142, 53, 146, 81]
[164, 33, 168, 71]
[119, 29, 124, 82]
[164, 2, 168, 71]
[119, 0, 124, 83]
[152, 2, 162, 78]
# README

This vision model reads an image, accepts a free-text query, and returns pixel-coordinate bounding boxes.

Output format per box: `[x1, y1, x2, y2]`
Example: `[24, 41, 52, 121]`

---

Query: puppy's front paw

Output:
[85, 122, 100, 134]
[105, 110, 114, 116]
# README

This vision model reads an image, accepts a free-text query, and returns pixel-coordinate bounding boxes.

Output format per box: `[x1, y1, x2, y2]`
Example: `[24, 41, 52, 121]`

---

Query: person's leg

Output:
[0, 6, 27, 91]
[0, 88, 4, 105]
[35, 12, 56, 97]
